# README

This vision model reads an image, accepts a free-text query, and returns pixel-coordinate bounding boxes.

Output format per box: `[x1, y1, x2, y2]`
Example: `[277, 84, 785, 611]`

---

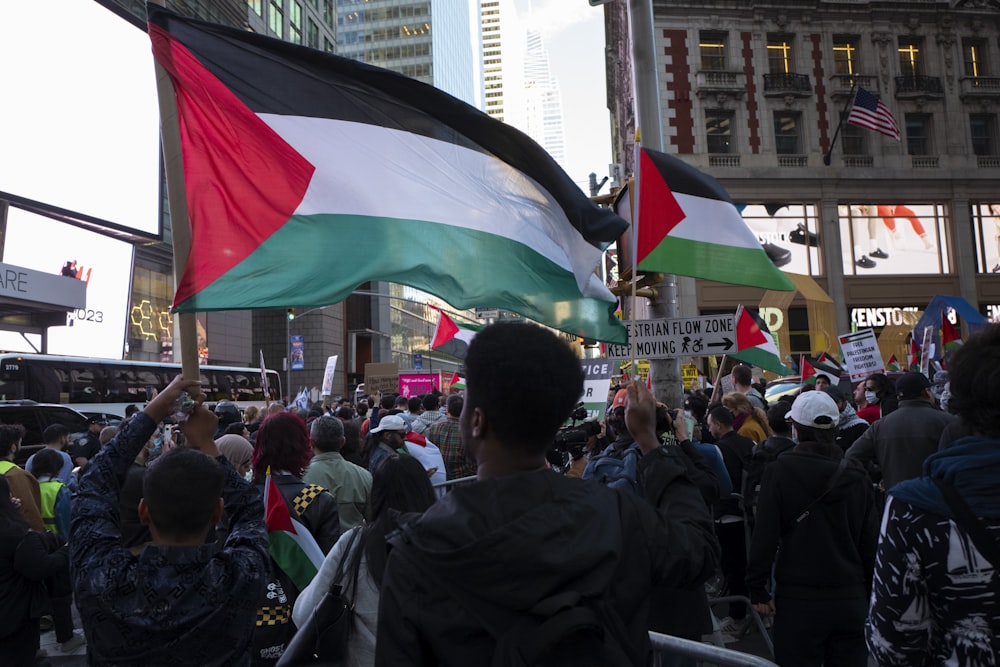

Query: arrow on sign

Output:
[707, 337, 734, 351]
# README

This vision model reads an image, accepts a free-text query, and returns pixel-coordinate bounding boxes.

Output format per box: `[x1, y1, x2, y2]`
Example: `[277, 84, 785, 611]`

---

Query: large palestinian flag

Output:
[147, 7, 628, 344]
[634, 147, 794, 291]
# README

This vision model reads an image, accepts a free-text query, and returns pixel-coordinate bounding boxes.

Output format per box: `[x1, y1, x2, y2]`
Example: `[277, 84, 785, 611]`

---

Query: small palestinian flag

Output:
[885, 354, 901, 372]
[908, 336, 921, 371]
[449, 373, 466, 391]
[802, 355, 841, 386]
[430, 310, 481, 360]
[800, 355, 817, 384]
[264, 469, 324, 593]
[634, 147, 794, 291]
[941, 313, 963, 354]
[730, 305, 792, 375]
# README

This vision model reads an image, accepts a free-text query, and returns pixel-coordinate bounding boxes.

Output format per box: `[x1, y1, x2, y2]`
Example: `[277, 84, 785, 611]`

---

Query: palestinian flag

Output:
[886, 354, 902, 372]
[941, 313, 963, 354]
[147, 6, 628, 344]
[430, 310, 481, 360]
[449, 372, 467, 391]
[816, 351, 842, 371]
[801, 355, 840, 386]
[264, 470, 324, 593]
[908, 335, 921, 370]
[634, 147, 794, 291]
[730, 305, 792, 375]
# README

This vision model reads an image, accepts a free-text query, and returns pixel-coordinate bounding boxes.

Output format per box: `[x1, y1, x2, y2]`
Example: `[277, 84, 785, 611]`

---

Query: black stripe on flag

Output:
[641, 147, 735, 205]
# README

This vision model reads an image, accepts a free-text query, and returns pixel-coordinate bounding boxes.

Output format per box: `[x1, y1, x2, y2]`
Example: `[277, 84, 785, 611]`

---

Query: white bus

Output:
[0, 354, 282, 417]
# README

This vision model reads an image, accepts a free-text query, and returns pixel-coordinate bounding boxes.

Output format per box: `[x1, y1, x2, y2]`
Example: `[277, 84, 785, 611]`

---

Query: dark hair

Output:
[334, 406, 355, 421]
[253, 412, 313, 479]
[394, 395, 409, 408]
[356, 400, 369, 417]
[707, 405, 734, 429]
[731, 365, 753, 386]
[124, 404, 140, 417]
[445, 395, 463, 418]
[310, 415, 345, 453]
[0, 424, 25, 458]
[143, 448, 224, 540]
[341, 420, 363, 465]
[380, 395, 396, 411]
[464, 322, 583, 452]
[362, 455, 435, 587]
[224, 421, 247, 436]
[815, 373, 831, 384]
[947, 324, 1000, 437]
[792, 424, 840, 451]
[421, 394, 439, 412]
[684, 393, 709, 422]
[43, 424, 70, 444]
[766, 405, 791, 435]
[866, 373, 896, 398]
[0, 475, 28, 530]
[408, 396, 423, 414]
[31, 448, 63, 479]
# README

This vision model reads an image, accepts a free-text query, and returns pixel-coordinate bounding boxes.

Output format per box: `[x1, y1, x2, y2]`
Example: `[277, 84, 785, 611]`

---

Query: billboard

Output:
[840, 204, 949, 275]
[0, 209, 134, 359]
[739, 204, 821, 276]
[0, 1, 160, 234]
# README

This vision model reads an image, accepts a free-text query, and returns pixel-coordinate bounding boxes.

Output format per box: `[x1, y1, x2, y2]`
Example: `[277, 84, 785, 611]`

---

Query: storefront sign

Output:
[850, 307, 920, 328]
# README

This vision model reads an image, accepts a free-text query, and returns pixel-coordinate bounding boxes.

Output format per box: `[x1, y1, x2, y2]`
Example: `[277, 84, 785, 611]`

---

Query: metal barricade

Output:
[649, 631, 778, 667]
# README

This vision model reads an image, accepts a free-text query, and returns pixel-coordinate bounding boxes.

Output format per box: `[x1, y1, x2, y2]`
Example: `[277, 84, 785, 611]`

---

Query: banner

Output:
[290, 335, 305, 370]
[838, 328, 885, 382]
[579, 359, 614, 421]
[364, 363, 399, 395]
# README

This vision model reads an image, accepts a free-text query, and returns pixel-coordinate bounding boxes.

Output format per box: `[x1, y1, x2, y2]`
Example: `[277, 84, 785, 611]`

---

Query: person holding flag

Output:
[70, 376, 271, 665]
[251, 411, 341, 665]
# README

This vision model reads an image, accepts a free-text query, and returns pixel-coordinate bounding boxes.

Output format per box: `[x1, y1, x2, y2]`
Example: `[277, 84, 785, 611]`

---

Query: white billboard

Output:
[0, 0, 160, 234]
[1, 209, 133, 359]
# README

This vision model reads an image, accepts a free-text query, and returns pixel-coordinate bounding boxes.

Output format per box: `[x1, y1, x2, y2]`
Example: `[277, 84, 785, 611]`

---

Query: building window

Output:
[248, 0, 262, 16]
[268, 0, 284, 38]
[324, 36, 335, 53]
[767, 35, 793, 74]
[971, 114, 997, 156]
[700, 32, 727, 70]
[774, 111, 801, 154]
[898, 38, 923, 77]
[705, 111, 733, 153]
[905, 114, 932, 155]
[307, 18, 319, 49]
[840, 112, 867, 155]
[289, 1, 302, 44]
[963, 39, 988, 77]
[833, 36, 860, 75]
[323, 0, 334, 27]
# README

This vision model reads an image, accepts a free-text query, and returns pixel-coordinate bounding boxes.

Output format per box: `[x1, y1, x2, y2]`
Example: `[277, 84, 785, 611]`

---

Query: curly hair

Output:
[252, 411, 313, 479]
[947, 323, 1000, 437]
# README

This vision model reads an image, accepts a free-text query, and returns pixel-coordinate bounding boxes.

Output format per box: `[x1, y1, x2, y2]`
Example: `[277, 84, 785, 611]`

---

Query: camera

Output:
[655, 405, 679, 433]
[547, 403, 605, 473]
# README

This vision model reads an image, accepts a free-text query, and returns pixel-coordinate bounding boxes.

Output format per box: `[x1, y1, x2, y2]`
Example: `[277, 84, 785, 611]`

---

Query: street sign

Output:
[604, 315, 735, 360]
[475, 307, 499, 319]
[413, 353, 423, 370]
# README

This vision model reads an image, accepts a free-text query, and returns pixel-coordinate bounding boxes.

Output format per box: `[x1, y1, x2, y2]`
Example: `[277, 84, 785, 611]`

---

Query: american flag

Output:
[847, 86, 900, 141]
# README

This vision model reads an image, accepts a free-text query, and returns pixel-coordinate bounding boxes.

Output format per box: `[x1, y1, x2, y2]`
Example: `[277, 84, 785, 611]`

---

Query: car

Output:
[0, 400, 89, 467]
[763, 370, 908, 405]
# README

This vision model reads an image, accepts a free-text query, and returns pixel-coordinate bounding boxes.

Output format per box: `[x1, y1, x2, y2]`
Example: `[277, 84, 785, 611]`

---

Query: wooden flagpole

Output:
[151, 1, 200, 383]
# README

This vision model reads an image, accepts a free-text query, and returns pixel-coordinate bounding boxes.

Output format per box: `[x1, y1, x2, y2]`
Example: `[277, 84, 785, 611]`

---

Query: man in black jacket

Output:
[375, 322, 720, 666]
[747, 390, 879, 666]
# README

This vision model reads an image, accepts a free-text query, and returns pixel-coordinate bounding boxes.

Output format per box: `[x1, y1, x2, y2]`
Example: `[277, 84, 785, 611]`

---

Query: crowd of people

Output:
[0, 320, 997, 666]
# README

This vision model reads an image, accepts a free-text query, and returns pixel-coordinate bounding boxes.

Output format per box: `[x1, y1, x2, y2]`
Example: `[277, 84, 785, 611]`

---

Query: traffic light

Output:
[286, 308, 296, 321]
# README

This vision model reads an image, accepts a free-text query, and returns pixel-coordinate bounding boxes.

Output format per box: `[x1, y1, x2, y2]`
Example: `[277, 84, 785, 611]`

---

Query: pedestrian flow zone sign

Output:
[605, 315, 735, 360]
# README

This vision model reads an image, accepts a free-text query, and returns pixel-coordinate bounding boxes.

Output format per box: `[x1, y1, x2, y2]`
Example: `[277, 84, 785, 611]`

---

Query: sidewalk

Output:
[39, 605, 87, 667]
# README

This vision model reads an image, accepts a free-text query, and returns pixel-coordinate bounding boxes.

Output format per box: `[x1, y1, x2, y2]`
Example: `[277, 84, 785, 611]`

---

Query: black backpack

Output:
[582, 442, 642, 496]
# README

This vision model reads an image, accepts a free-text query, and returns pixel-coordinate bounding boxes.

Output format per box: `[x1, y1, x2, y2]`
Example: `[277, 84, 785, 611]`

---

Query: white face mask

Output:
[864, 391, 878, 404]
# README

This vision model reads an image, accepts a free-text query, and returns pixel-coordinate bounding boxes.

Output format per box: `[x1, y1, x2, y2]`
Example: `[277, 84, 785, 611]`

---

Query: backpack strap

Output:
[781, 458, 848, 536]
[932, 477, 1000, 570]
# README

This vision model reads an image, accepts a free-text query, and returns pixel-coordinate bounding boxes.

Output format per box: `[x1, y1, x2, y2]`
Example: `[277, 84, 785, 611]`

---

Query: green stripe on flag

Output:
[269, 530, 319, 593]
[178, 213, 626, 343]
[638, 236, 794, 291]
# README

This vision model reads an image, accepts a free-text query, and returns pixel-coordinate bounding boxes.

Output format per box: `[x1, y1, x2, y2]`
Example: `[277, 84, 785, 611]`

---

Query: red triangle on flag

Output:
[265, 473, 296, 535]
[635, 148, 687, 265]
[431, 310, 461, 349]
[735, 306, 767, 350]
[150, 24, 315, 309]
[800, 355, 816, 383]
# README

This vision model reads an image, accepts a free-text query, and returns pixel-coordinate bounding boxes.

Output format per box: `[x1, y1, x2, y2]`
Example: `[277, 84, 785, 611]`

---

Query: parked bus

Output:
[0, 354, 282, 417]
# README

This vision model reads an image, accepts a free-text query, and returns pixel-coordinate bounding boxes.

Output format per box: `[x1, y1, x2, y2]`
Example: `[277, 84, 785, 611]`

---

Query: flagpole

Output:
[823, 83, 856, 166]
[151, 1, 200, 385]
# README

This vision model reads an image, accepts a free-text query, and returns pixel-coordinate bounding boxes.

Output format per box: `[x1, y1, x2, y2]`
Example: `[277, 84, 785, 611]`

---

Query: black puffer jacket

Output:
[375, 451, 720, 666]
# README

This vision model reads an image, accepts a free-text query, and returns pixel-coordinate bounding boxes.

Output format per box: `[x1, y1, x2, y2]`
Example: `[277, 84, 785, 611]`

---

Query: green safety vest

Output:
[0, 460, 16, 475]
[38, 479, 65, 537]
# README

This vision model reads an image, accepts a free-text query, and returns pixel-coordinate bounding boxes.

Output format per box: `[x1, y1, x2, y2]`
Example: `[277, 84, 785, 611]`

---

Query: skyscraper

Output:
[523, 29, 567, 169]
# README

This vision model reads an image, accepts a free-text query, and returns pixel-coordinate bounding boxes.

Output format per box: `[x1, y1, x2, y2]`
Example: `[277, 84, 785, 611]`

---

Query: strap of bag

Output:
[331, 528, 362, 601]
[781, 458, 848, 536]
[932, 477, 1000, 570]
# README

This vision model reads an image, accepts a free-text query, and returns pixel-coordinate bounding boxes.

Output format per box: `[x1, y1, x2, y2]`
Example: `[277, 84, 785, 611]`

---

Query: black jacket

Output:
[746, 445, 879, 603]
[375, 452, 720, 666]
[714, 430, 755, 517]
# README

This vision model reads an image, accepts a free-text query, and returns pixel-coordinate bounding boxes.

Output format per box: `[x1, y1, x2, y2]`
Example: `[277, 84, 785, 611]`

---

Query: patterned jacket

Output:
[71, 413, 270, 666]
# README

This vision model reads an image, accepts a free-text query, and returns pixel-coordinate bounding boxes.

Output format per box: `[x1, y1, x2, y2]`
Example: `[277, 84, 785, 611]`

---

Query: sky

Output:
[513, 0, 614, 194]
